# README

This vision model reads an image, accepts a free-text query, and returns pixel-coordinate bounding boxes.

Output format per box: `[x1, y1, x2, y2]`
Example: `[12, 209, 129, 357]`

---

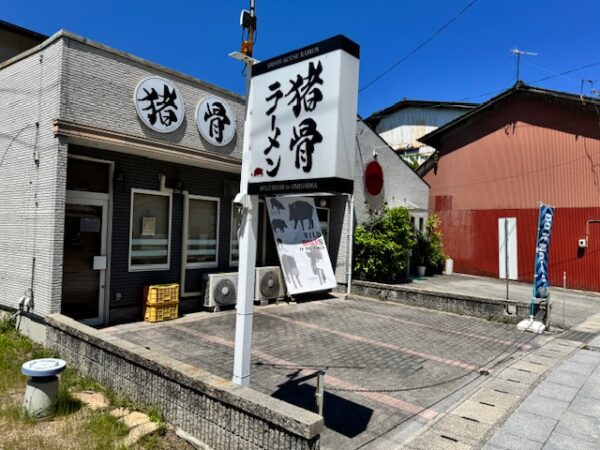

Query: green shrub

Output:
[425, 214, 446, 273]
[353, 207, 415, 282]
[412, 214, 447, 274]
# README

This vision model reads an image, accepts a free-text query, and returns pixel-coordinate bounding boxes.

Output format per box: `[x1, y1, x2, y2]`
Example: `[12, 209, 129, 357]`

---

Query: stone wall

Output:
[351, 280, 535, 323]
[45, 314, 323, 450]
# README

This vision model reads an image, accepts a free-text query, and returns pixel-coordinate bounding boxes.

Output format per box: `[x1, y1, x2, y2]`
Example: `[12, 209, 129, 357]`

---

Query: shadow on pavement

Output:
[271, 370, 373, 438]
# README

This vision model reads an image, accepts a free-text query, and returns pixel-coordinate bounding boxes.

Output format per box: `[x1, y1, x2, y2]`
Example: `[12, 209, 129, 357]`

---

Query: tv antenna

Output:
[511, 48, 538, 82]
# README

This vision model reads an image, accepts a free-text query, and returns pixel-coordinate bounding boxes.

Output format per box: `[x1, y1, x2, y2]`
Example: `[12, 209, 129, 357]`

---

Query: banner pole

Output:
[232, 4, 258, 387]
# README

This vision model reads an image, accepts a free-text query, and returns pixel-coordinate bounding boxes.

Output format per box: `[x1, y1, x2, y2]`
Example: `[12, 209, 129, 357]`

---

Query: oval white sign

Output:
[196, 96, 236, 146]
[134, 77, 184, 133]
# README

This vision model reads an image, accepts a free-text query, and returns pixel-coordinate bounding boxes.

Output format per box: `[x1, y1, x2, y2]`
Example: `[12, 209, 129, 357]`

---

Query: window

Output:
[230, 204, 241, 266]
[185, 196, 220, 268]
[129, 189, 172, 271]
[317, 207, 330, 247]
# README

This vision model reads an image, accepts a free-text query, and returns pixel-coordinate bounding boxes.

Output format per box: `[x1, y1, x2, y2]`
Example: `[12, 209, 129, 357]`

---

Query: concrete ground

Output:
[483, 316, 600, 450]
[104, 296, 547, 449]
[407, 274, 600, 329]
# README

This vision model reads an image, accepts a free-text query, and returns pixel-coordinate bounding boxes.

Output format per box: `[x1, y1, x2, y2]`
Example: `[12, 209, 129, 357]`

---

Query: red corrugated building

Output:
[418, 83, 600, 292]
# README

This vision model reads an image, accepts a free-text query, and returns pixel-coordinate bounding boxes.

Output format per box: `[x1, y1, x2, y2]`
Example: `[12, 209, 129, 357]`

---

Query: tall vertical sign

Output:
[533, 204, 555, 299]
[247, 35, 360, 195]
[233, 35, 359, 387]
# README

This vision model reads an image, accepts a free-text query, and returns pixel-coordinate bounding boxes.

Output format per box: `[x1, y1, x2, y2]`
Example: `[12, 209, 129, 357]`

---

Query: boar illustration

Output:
[281, 254, 301, 289]
[271, 219, 288, 234]
[252, 167, 263, 177]
[289, 201, 314, 230]
[270, 198, 285, 213]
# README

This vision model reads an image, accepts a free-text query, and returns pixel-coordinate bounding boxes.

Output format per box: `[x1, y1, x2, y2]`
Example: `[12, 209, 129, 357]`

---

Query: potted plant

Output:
[413, 231, 429, 278]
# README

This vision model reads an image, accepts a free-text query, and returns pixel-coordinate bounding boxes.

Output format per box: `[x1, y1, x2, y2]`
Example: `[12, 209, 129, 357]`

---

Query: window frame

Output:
[229, 202, 240, 267]
[184, 194, 221, 269]
[128, 188, 173, 272]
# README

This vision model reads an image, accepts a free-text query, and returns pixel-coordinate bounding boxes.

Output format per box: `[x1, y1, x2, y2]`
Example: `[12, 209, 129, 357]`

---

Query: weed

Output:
[86, 413, 129, 449]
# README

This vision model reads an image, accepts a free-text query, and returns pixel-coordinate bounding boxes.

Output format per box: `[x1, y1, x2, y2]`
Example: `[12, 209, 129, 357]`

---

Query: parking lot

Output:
[104, 296, 544, 449]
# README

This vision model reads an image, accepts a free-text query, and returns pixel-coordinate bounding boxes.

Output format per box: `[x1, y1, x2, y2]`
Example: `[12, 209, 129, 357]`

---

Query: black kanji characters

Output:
[285, 61, 323, 118]
[137, 84, 180, 127]
[203, 101, 231, 144]
[289, 118, 322, 173]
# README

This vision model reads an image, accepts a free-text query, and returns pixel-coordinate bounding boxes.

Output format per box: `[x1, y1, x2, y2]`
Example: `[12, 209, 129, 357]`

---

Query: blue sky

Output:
[4, 0, 600, 116]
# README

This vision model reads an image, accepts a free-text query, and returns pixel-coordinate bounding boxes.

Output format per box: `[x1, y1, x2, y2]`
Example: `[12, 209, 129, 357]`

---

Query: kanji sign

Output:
[247, 35, 360, 195]
[196, 96, 236, 146]
[134, 77, 184, 133]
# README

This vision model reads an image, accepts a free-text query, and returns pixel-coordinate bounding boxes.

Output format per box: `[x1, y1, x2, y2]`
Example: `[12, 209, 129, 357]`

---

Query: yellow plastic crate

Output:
[145, 284, 179, 305]
[144, 301, 179, 323]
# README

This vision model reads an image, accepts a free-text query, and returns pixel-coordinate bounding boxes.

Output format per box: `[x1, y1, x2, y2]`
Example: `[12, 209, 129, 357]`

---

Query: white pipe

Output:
[346, 193, 354, 298]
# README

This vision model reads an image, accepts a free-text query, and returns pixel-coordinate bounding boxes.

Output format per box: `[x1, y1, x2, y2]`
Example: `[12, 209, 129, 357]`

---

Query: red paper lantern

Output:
[364, 161, 384, 196]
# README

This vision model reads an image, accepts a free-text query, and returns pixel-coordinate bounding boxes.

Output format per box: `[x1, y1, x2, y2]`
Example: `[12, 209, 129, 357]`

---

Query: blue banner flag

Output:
[533, 204, 555, 299]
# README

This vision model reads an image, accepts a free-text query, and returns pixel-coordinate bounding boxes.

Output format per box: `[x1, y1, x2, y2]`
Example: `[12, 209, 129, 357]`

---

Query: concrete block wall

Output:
[46, 314, 323, 450]
[0, 39, 66, 317]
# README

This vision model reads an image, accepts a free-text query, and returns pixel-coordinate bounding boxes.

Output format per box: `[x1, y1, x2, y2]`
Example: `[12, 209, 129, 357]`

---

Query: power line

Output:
[529, 60, 600, 84]
[359, 0, 479, 93]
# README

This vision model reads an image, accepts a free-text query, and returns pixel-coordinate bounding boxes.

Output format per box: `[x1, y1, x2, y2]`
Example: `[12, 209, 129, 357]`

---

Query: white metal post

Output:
[232, 59, 258, 386]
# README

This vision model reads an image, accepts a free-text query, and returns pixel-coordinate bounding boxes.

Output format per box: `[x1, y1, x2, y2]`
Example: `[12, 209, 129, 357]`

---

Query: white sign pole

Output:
[232, 60, 258, 387]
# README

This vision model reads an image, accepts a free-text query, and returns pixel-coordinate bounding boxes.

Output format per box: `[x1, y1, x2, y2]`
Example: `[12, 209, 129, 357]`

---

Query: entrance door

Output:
[62, 192, 108, 325]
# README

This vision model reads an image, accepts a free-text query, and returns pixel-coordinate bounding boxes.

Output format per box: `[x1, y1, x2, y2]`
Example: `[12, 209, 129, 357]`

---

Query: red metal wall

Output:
[437, 208, 600, 292]
[425, 95, 600, 292]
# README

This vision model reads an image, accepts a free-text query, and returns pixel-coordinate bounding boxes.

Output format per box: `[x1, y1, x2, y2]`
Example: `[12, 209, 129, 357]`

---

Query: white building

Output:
[366, 99, 477, 166]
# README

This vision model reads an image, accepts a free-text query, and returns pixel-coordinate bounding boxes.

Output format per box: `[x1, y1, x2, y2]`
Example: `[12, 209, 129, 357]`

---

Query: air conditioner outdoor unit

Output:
[255, 266, 286, 303]
[203, 272, 239, 311]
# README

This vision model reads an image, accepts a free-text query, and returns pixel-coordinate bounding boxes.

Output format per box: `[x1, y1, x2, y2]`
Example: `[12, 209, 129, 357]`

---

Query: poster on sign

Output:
[247, 35, 360, 195]
[266, 196, 337, 295]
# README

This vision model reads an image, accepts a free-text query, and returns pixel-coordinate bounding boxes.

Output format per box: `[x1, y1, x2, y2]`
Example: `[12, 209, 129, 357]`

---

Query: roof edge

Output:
[367, 99, 479, 124]
[0, 29, 244, 102]
[418, 83, 600, 148]
[0, 20, 48, 41]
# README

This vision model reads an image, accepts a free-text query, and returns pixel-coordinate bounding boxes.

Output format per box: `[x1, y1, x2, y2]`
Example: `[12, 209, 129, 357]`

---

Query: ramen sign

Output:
[247, 35, 360, 195]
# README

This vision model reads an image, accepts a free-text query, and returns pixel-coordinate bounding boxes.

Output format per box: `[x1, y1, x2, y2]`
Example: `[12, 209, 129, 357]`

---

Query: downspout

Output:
[346, 193, 354, 298]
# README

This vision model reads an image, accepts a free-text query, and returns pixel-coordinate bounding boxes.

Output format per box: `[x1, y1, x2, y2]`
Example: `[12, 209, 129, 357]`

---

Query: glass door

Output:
[62, 193, 108, 325]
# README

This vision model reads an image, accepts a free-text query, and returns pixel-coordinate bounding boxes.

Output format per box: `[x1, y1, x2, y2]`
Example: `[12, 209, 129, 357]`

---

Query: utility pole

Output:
[510, 48, 537, 82]
[231, 1, 259, 387]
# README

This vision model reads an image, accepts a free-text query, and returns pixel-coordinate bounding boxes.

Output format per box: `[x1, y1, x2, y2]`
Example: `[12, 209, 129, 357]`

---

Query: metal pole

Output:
[562, 271, 566, 329]
[346, 194, 354, 298]
[315, 370, 325, 416]
[232, 2, 258, 387]
[505, 218, 509, 300]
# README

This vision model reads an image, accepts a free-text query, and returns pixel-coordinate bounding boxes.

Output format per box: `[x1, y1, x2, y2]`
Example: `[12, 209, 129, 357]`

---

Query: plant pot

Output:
[416, 265, 426, 277]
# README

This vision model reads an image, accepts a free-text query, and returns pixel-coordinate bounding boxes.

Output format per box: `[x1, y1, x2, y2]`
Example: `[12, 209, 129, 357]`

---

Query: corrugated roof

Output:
[416, 82, 600, 176]
[367, 99, 478, 125]
[419, 82, 600, 148]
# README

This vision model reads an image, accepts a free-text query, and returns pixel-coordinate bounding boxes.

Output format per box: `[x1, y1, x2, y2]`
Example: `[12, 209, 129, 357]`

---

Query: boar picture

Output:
[252, 167, 263, 177]
[281, 254, 301, 289]
[270, 197, 285, 213]
[289, 201, 314, 230]
[271, 219, 288, 234]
